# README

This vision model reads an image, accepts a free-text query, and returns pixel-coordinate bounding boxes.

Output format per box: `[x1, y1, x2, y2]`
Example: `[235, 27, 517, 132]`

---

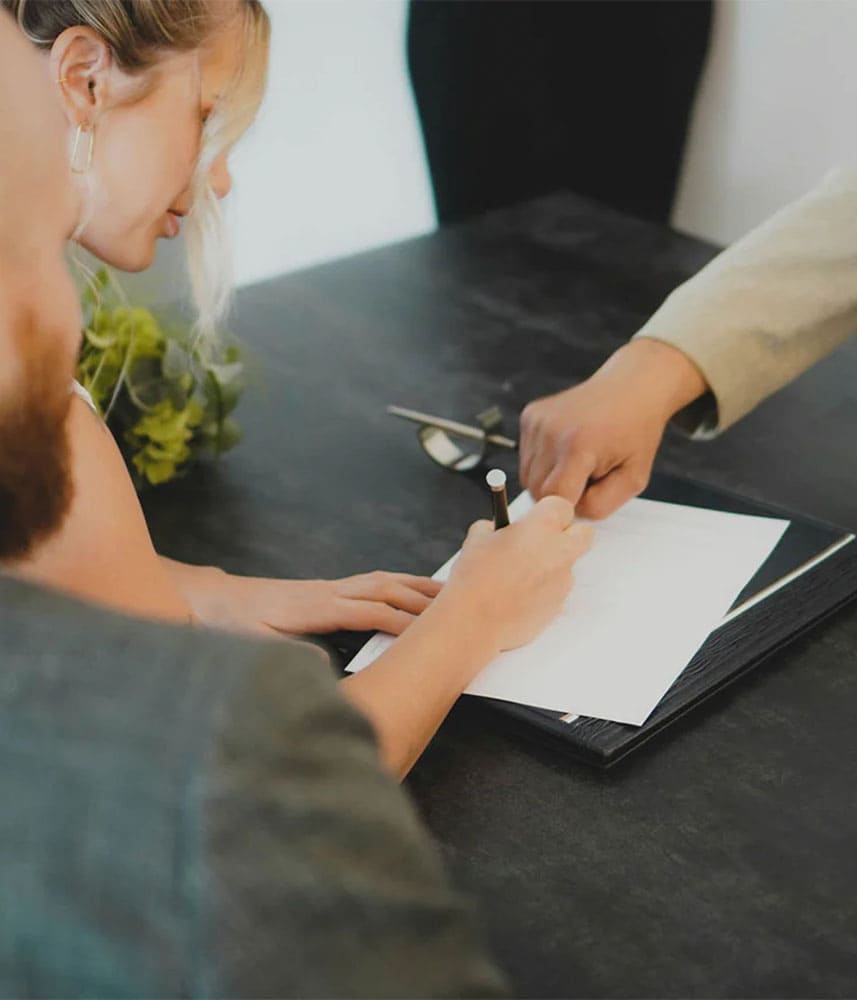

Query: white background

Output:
[136, 0, 857, 299]
[673, 0, 857, 245]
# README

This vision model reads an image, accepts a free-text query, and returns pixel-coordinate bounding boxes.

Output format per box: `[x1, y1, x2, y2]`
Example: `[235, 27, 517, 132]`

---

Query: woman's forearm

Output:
[163, 553, 497, 777]
[340, 592, 499, 779]
[159, 555, 225, 621]
[160, 556, 222, 584]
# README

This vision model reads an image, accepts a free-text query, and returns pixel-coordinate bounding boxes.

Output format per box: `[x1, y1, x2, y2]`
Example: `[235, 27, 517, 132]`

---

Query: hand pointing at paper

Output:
[520, 339, 708, 518]
[521, 167, 857, 517]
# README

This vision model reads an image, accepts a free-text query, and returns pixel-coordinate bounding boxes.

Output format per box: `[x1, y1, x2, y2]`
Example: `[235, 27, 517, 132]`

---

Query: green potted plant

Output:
[75, 268, 244, 487]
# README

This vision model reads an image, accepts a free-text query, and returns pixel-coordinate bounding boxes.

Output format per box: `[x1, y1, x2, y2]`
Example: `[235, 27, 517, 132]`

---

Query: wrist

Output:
[161, 558, 229, 613]
[418, 586, 502, 675]
[605, 338, 708, 420]
[162, 557, 227, 586]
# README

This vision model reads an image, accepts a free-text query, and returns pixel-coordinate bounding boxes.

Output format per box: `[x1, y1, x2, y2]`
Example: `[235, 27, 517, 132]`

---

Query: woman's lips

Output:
[164, 211, 182, 238]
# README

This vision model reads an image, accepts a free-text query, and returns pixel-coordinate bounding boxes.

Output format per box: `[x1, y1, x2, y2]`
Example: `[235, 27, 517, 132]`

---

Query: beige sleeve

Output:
[633, 168, 857, 438]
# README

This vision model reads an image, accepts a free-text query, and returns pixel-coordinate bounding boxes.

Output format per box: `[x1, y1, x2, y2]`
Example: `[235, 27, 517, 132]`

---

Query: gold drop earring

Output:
[57, 77, 95, 175]
[70, 123, 95, 174]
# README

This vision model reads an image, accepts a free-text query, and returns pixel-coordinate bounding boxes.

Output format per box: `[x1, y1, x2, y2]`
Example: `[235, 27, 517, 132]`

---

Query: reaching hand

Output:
[519, 339, 708, 518]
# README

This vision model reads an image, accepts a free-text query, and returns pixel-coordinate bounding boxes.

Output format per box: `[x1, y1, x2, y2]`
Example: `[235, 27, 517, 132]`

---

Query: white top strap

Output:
[70, 379, 98, 414]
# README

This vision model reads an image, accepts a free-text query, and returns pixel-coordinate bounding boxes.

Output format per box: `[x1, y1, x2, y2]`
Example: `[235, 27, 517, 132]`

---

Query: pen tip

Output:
[486, 468, 507, 489]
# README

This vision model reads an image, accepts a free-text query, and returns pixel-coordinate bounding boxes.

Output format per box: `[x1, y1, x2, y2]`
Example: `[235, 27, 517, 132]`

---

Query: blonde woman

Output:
[2, 0, 592, 777]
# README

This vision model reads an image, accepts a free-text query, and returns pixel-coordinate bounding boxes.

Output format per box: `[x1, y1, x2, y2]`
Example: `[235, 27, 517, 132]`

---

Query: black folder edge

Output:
[478, 475, 857, 768]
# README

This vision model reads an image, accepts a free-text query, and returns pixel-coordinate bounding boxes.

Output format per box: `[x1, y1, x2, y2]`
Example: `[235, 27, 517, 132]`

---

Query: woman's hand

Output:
[161, 558, 442, 638]
[439, 495, 594, 653]
[341, 496, 594, 776]
[519, 338, 708, 518]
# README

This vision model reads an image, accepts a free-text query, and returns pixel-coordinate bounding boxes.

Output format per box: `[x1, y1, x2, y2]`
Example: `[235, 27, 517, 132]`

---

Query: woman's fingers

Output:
[465, 519, 494, 541]
[563, 521, 595, 560]
[343, 572, 442, 601]
[380, 582, 435, 615]
[343, 600, 417, 635]
[343, 573, 438, 610]
[387, 573, 443, 598]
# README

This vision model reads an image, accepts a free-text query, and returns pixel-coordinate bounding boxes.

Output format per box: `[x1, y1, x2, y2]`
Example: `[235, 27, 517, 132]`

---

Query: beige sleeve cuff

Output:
[633, 167, 857, 438]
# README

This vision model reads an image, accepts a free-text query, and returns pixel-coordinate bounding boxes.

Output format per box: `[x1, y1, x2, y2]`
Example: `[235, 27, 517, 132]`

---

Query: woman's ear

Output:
[49, 26, 113, 127]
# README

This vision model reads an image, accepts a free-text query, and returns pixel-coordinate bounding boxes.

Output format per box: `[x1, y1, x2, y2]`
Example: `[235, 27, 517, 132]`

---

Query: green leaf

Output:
[132, 451, 179, 485]
[83, 326, 118, 351]
[76, 265, 245, 489]
[206, 362, 244, 416]
[127, 357, 168, 408]
[208, 361, 243, 384]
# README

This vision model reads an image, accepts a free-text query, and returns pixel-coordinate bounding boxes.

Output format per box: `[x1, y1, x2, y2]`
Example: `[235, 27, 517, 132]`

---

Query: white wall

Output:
[673, 0, 857, 246]
[227, 0, 435, 286]
[231, 0, 857, 285]
[137, 0, 857, 303]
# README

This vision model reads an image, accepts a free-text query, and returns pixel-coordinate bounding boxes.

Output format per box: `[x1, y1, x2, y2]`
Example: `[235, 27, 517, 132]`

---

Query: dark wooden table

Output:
[143, 192, 857, 998]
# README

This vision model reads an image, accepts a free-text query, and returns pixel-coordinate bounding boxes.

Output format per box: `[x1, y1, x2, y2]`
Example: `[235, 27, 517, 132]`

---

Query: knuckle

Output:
[628, 469, 650, 495]
[539, 494, 575, 518]
[394, 612, 414, 632]
[570, 439, 597, 466]
[584, 496, 609, 520]
[565, 523, 593, 554]
[348, 608, 370, 629]
[378, 607, 397, 628]
[555, 425, 578, 452]
[520, 400, 542, 429]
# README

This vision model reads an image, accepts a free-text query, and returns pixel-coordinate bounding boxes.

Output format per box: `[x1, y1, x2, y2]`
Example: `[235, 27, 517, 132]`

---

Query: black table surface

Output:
[143, 192, 857, 998]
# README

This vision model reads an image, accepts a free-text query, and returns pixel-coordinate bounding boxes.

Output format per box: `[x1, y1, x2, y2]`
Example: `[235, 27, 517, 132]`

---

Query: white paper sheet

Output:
[346, 493, 789, 726]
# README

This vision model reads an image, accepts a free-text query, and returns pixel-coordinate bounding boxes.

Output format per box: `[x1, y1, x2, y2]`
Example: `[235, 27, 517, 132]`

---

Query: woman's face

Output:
[54, 21, 244, 271]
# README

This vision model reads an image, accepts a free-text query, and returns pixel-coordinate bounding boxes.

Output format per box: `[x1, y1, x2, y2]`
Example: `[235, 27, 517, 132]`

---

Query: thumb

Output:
[465, 518, 494, 542]
[563, 521, 595, 560]
[541, 451, 597, 506]
[576, 464, 649, 520]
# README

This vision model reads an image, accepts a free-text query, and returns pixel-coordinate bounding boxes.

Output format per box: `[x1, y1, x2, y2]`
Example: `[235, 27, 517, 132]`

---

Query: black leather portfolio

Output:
[336, 474, 857, 769]
[486, 473, 857, 767]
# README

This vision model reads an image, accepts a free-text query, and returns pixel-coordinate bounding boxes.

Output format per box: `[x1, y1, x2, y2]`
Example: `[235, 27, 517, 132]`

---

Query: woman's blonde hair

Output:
[3, 0, 270, 343]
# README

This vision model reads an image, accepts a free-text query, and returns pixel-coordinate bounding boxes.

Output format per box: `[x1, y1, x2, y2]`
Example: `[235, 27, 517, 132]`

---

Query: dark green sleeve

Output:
[0, 575, 506, 999]
[191, 637, 509, 999]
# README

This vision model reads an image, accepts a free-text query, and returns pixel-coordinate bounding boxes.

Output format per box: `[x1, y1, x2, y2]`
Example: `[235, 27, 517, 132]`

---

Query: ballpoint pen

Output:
[486, 468, 510, 529]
